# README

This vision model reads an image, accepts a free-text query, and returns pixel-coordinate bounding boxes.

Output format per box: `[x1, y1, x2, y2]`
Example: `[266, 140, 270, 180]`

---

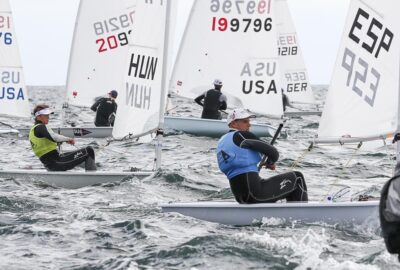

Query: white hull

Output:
[161, 201, 379, 226]
[0, 129, 19, 134]
[284, 111, 322, 117]
[17, 116, 276, 138]
[17, 127, 113, 138]
[164, 116, 276, 138]
[0, 169, 154, 189]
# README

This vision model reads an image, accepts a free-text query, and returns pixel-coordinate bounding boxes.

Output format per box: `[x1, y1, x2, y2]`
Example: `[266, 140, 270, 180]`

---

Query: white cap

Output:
[34, 108, 54, 117]
[213, 79, 223, 86]
[227, 108, 256, 125]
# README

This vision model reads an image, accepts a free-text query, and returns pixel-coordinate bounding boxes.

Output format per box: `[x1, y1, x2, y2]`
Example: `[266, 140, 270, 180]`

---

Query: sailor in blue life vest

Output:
[91, 90, 118, 127]
[217, 108, 308, 203]
[29, 104, 96, 171]
[194, 79, 227, 120]
[380, 133, 400, 261]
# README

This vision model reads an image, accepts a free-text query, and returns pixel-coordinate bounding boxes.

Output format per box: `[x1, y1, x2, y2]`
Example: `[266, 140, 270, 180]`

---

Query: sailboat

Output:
[169, 0, 319, 119]
[275, 0, 321, 117]
[17, 0, 135, 138]
[162, 0, 399, 225]
[0, 0, 30, 133]
[170, 0, 283, 115]
[12, 0, 275, 139]
[0, 0, 171, 189]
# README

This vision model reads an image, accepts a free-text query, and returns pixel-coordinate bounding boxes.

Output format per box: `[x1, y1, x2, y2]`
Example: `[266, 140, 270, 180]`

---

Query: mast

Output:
[155, 0, 171, 170]
[63, 0, 82, 126]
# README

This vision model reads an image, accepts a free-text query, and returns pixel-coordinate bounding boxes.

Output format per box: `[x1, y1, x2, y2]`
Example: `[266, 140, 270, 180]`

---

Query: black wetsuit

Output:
[282, 93, 290, 112]
[32, 122, 96, 171]
[91, 97, 118, 127]
[226, 130, 308, 203]
[194, 89, 227, 120]
[380, 173, 400, 261]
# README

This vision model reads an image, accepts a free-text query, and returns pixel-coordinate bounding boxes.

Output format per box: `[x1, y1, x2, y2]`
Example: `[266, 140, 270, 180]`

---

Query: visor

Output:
[227, 109, 256, 125]
[34, 108, 54, 117]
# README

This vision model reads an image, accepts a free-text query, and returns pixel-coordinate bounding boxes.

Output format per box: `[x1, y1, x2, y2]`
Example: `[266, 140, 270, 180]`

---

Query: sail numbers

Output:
[0, 32, 12, 45]
[0, 16, 12, 45]
[0, 16, 11, 29]
[210, 0, 271, 14]
[93, 12, 135, 53]
[278, 34, 297, 56]
[96, 30, 131, 53]
[341, 7, 394, 107]
[210, 0, 272, 33]
[211, 17, 272, 32]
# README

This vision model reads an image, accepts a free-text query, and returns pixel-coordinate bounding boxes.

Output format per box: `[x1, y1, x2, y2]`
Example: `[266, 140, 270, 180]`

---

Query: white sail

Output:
[318, 0, 400, 140]
[0, 0, 30, 118]
[275, 0, 315, 104]
[66, 0, 136, 107]
[112, 0, 168, 139]
[170, 0, 283, 117]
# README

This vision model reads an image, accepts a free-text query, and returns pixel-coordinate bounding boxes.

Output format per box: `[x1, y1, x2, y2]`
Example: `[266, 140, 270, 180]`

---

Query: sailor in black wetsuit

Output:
[380, 133, 400, 261]
[217, 108, 308, 203]
[281, 89, 292, 112]
[91, 90, 118, 127]
[194, 79, 227, 120]
[29, 104, 96, 171]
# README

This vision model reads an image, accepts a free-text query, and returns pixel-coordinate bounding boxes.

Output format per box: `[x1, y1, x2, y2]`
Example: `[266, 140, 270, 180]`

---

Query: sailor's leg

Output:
[285, 171, 308, 202]
[246, 172, 308, 203]
[51, 147, 94, 171]
[84, 146, 96, 171]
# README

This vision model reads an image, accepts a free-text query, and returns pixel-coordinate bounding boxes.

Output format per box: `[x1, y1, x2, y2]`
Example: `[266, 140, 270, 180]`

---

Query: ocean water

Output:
[0, 85, 399, 269]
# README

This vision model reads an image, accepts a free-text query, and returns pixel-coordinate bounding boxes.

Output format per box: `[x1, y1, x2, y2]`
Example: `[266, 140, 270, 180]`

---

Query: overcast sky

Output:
[10, 0, 350, 86]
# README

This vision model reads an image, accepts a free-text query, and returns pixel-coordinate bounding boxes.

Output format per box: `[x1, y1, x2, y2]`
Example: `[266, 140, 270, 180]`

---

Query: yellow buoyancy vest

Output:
[29, 124, 57, 157]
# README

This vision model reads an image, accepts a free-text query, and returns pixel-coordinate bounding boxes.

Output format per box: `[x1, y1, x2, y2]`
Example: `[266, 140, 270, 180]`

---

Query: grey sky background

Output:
[10, 0, 350, 86]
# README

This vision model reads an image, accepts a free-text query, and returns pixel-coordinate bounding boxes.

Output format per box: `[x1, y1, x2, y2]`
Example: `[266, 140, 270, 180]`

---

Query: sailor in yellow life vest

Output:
[29, 104, 96, 171]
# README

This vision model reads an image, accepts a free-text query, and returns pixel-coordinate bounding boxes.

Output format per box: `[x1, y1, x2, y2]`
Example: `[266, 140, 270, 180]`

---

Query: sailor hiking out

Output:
[194, 79, 227, 120]
[29, 104, 96, 171]
[217, 108, 308, 203]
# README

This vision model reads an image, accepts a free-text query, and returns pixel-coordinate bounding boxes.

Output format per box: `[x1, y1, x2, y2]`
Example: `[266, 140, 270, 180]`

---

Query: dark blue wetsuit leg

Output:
[229, 171, 308, 203]
[201, 109, 221, 120]
[46, 146, 96, 171]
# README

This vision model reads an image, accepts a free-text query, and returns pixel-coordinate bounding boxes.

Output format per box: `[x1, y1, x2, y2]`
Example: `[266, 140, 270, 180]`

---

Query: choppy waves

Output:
[0, 86, 399, 269]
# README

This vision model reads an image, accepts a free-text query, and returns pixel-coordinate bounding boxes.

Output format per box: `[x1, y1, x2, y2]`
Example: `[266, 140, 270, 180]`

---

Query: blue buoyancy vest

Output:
[217, 131, 261, 180]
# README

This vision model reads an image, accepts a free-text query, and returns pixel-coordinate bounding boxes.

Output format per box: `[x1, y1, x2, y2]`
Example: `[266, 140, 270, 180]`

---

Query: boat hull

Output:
[164, 116, 275, 138]
[17, 127, 113, 138]
[161, 201, 379, 226]
[0, 129, 19, 134]
[17, 116, 276, 138]
[0, 169, 154, 189]
[284, 111, 322, 117]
